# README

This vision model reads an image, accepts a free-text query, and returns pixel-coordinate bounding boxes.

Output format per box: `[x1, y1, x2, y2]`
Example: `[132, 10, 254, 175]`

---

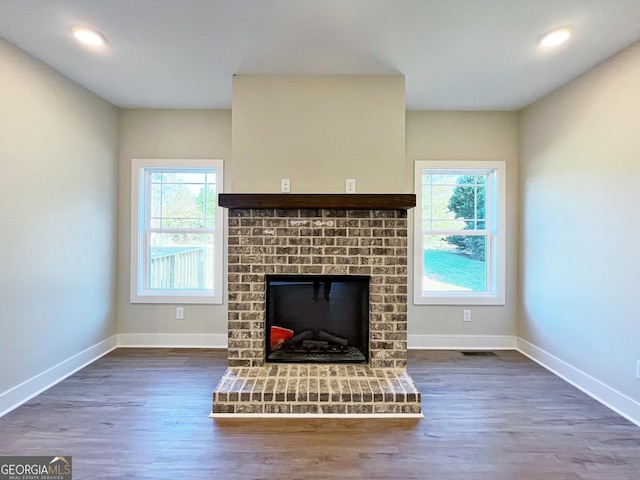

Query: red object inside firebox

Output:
[270, 326, 294, 348]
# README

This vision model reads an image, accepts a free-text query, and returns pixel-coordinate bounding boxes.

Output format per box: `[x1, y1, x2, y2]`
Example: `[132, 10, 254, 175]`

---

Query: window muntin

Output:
[414, 161, 505, 305]
[131, 159, 224, 304]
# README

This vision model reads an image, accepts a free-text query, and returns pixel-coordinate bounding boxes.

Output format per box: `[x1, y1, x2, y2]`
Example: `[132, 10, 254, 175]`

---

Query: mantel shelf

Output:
[218, 193, 416, 210]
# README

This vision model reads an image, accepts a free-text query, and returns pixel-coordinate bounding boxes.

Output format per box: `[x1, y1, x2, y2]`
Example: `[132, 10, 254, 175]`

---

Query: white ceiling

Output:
[1, 0, 639, 110]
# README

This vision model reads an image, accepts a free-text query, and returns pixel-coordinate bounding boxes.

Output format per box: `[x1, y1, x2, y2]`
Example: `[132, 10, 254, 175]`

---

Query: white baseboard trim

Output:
[516, 338, 640, 427]
[117, 333, 227, 348]
[408, 334, 517, 350]
[0, 335, 118, 418]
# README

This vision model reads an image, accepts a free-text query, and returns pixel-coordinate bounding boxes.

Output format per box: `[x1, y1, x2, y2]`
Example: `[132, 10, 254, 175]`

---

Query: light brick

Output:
[219, 206, 415, 415]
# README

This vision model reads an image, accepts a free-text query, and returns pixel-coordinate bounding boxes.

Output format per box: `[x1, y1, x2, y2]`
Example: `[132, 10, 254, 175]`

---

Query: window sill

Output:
[130, 294, 222, 305]
[413, 295, 505, 306]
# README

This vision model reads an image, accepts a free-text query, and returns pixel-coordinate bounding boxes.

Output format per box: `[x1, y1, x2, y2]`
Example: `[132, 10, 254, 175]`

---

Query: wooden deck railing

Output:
[149, 246, 205, 290]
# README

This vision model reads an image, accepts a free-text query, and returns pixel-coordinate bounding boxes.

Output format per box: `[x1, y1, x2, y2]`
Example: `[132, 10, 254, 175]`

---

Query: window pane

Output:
[431, 185, 456, 220]
[146, 172, 217, 230]
[448, 179, 478, 222]
[200, 184, 217, 219]
[179, 172, 206, 183]
[431, 219, 467, 231]
[421, 173, 488, 225]
[150, 184, 162, 218]
[420, 184, 432, 222]
[476, 186, 486, 220]
[422, 234, 487, 292]
[161, 184, 201, 219]
[432, 174, 459, 184]
[161, 216, 207, 229]
[148, 233, 214, 291]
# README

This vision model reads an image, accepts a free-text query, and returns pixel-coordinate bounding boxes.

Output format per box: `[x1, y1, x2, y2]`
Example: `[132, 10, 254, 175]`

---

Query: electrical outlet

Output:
[463, 309, 471, 322]
[176, 307, 184, 320]
[281, 179, 291, 193]
[346, 179, 356, 193]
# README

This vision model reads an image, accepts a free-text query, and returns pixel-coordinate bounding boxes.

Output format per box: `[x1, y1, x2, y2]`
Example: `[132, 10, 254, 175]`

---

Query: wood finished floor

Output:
[1, 349, 639, 480]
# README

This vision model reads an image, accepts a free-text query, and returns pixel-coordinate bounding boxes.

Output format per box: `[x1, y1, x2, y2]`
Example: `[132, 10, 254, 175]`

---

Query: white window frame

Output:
[413, 160, 506, 305]
[130, 159, 224, 304]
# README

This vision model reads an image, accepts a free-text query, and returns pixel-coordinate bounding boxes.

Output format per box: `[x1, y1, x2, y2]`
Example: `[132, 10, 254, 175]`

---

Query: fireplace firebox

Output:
[265, 274, 369, 363]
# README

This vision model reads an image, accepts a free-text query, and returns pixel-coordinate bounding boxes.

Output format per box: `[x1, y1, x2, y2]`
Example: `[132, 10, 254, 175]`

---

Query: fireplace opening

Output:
[265, 274, 369, 364]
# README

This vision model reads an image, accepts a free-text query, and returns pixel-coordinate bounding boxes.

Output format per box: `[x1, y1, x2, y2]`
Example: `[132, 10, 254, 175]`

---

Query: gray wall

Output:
[231, 75, 407, 193]
[405, 112, 520, 339]
[115, 108, 519, 340]
[0, 39, 119, 395]
[117, 109, 231, 336]
[519, 41, 640, 402]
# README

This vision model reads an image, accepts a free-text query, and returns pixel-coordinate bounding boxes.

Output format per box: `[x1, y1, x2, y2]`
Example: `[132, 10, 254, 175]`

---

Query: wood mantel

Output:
[218, 193, 416, 210]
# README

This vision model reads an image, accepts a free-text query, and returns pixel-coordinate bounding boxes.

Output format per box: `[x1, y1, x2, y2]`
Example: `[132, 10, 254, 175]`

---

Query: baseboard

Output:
[516, 338, 640, 427]
[117, 333, 227, 348]
[0, 335, 118, 418]
[408, 334, 517, 350]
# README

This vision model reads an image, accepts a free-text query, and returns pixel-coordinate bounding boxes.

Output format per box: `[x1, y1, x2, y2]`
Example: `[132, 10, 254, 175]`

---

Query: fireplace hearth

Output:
[211, 194, 422, 416]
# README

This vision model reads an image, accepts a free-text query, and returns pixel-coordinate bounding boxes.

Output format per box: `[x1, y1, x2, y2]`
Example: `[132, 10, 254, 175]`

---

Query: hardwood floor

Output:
[1, 349, 639, 479]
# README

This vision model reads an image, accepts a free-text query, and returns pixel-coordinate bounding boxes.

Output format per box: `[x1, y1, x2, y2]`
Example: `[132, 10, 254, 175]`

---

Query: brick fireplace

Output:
[211, 194, 422, 416]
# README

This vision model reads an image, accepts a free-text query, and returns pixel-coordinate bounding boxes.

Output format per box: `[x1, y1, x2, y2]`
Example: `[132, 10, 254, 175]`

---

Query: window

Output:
[414, 161, 505, 305]
[131, 159, 224, 304]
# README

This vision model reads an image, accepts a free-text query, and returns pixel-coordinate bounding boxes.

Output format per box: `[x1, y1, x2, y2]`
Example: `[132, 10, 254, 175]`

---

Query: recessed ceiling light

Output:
[72, 26, 106, 46]
[538, 27, 572, 48]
